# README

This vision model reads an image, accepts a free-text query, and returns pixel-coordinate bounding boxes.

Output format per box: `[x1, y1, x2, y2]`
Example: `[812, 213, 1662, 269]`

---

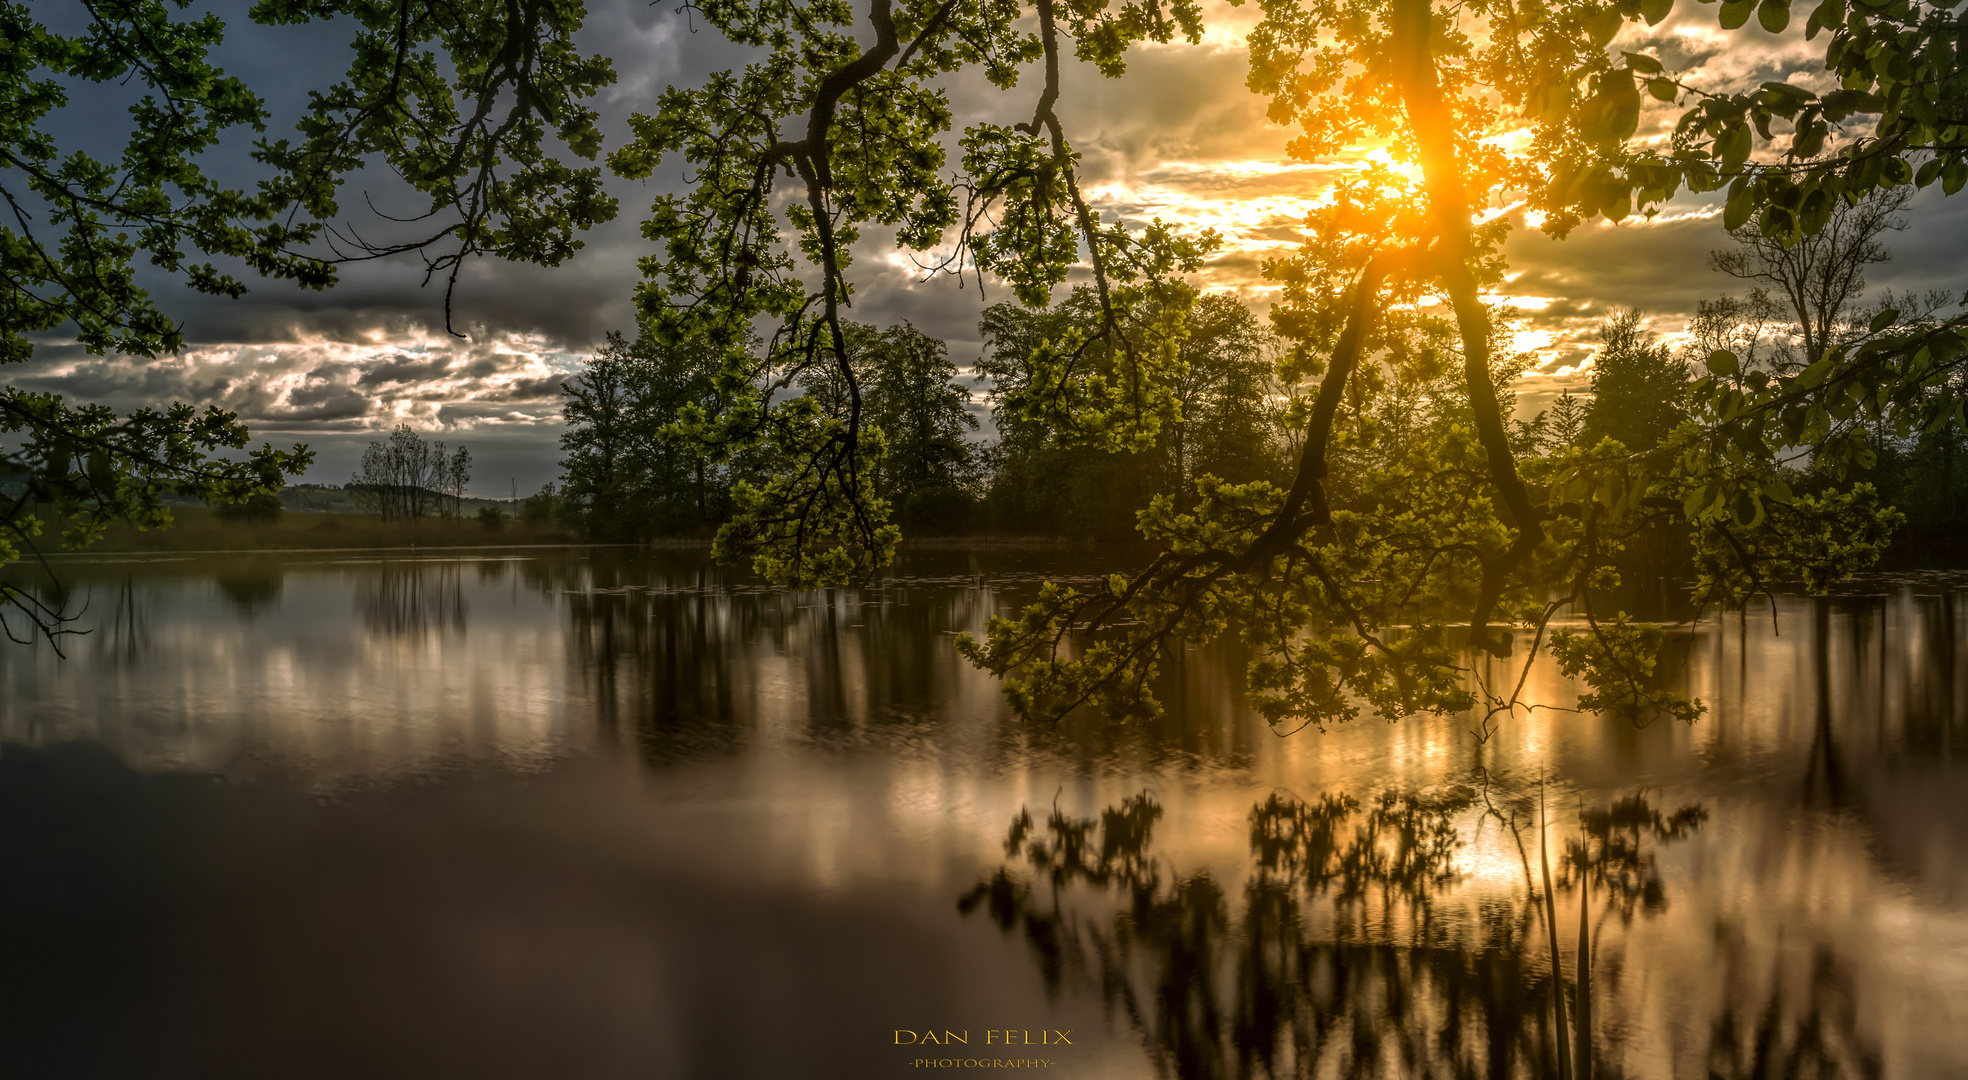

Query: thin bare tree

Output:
[351, 426, 468, 521]
[1708, 188, 1911, 368]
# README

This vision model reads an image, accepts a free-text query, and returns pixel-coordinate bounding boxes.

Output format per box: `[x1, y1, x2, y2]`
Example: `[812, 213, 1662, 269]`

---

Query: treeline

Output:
[554, 290, 1298, 542]
[1540, 187, 1968, 555]
[551, 187, 1963, 557]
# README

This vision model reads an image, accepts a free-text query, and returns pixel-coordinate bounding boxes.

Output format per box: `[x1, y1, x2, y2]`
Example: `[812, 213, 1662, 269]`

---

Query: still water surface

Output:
[1, 547, 1964, 1079]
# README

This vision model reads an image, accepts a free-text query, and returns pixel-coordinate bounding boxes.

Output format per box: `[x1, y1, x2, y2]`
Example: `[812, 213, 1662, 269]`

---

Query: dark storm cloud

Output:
[1047, 42, 1292, 184]
[1500, 181, 1968, 390]
[1506, 210, 1737, 322]
[356, 355, 455, 389]
[484, 375, 572, 403]
[280, 380, 375, 423]
[81, 0, 770, 358]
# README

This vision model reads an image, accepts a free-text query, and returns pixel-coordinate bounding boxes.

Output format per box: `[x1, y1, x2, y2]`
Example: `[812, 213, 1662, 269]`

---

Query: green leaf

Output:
[1799, 186, 1833, 232]
[1760, 81, 1814, 111]
[1648, 77, 1679, 102]
[1706, 349, 1741, 376]
[1757, 0, 1791, 32]
[1720, 0, 1757, 29]
[1944, 157, 1968, 196]
[1797, 356, 1835, 388]
[1582, 76, 1643, 142]
[1761, 475, 1795, 505]
[86, 450, 116, 492]
[1718, 124, 1753, 170]
[1733, 489, 1765, 529]
[1641, 0, 1675, 25]
[1869, 307, 1899, 332]
[1624, 52, 1664, 74]
[1759, 204, 1798, 243]
[1586, 8, 1625, 45]
[1684, 483, 1717, 521]
[1808, 0, 1846, 38]
[1822, 89, 1884, 121]
[1724, 177, 1757, 230]
[1917, 158, 1944, 187]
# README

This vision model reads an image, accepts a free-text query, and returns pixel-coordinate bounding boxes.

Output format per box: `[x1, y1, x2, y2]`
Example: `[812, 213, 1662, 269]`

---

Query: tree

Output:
[519, 482, 560, 526]
[559, 335, 647, 540]
[1, 0, 617, 641]
[581, 0, 1956, 729]
[1685, 290, 1794, 375]
[1695, 190, 1968, 548]
[974, 287, 1291, 538]
[1708, 188, 1911, 370]
[851, 323, 982, 532]
[956, 0, 1934, 728]
[976, 291, 1157, 539]
[350, 425, 467, 522]
[559, 327, 753, 541]
[1158, 294, 1289, 505]
[445, 446, 472, 519]
[1580, 311, 1689, 455]
[0, 396, 310, 645]
[213, 492, 284, 524]
[12, 0, 1968, 725]
[1544, 391, 1590, 452]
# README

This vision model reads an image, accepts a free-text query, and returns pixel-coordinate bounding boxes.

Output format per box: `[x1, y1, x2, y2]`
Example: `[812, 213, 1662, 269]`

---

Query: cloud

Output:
[12, 332, 581, 434]
[22, 0, 1968, 489]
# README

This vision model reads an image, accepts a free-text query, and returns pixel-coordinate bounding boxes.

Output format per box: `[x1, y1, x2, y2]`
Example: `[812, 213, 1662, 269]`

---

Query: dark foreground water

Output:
[0, 547, 1963, 1079]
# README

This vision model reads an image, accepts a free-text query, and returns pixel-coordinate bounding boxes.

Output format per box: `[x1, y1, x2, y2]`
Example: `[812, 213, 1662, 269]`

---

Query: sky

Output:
[17, 0, 1968, 496]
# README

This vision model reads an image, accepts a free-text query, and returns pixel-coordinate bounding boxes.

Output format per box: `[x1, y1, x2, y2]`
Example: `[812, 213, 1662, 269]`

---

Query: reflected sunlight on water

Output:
[0, 548, 1963, 1078]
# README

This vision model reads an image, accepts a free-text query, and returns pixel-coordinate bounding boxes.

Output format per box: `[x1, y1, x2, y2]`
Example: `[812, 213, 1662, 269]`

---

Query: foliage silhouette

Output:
[961, 783, 1714, 1079]
[13, 0, 1968, 725]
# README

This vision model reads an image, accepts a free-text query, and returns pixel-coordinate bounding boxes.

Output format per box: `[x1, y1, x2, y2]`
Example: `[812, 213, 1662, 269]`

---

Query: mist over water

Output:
[0, 548, 1962, 1079]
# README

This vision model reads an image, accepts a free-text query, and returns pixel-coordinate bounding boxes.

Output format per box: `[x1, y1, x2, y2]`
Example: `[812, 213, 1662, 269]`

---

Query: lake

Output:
[1, 547, 1963, 1079]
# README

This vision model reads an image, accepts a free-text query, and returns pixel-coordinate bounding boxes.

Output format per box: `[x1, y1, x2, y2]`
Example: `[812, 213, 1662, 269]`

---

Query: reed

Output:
[1539, 779, 1572, 1080]
[1575, 869, 1591, 1080]
[1537, 776, 1594, 1080]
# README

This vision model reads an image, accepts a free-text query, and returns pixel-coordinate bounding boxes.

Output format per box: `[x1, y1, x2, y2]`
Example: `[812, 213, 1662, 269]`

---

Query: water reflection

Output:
[95, 575, 148, 667]
[1703, 936, 1883, 1080]
[214, 569, 283, 619]
[356, 560, 467, 639]
[0, 551, 1961, 1078]
[956, 785, 1884, 1080]
[1557, 795, 1706, 919]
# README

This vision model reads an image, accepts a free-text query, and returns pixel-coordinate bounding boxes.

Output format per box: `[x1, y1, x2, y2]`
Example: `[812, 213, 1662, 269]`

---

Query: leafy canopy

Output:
[10, 0, 1968, 722]
[1, 0, 617, 641]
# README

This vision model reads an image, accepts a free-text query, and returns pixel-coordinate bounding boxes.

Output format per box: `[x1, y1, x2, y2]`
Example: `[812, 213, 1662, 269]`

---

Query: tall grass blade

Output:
[1540, 778, 1572, 1080]
[1575, 869, 1591, 1080]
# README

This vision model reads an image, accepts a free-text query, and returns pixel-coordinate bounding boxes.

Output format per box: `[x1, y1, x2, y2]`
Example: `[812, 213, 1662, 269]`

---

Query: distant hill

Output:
[278, 483, 516, 516]
[0, 481, 520, 517]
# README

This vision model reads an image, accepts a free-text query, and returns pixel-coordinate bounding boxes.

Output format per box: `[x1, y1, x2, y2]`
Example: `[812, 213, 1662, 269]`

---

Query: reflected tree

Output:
[1702, 934, 1883, 1080]
[1556, 794, 1707, 922]
[356, 562, 466, 639]
[538, 555, 767, 762]
[964, 783, 1721, 1079]
[214, 571, 284, 619]
[98, 575, 148, 668]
